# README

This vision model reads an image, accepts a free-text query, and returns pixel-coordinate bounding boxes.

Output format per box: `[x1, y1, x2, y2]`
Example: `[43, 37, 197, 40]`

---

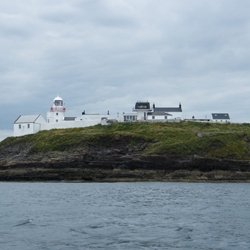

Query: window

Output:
[56, 119, 58, 122]
[27, 124, 30, 128]
[124, 115, 136, 121]
[19, 124, 21, 129]
[152, 116, 155, 120]
[54, 100, 63, 106]
[56, 113, 58, 116]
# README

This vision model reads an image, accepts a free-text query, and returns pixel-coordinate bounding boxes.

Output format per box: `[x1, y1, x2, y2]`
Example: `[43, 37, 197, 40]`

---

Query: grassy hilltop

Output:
[2, 121, 250, 160]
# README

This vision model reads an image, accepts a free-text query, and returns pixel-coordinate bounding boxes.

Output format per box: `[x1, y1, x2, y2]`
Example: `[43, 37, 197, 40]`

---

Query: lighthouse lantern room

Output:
[47, 96, 66, 123]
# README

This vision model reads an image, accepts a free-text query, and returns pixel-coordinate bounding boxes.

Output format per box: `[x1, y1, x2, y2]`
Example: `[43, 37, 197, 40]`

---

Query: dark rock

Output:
[0, 139, 250, 182]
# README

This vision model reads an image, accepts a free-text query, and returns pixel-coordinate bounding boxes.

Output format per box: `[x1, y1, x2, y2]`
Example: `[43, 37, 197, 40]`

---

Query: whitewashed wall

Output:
[13, 116, 45, 137]
[14, 123, 41, 137]
[47, 111, 65, 123]
[136, 110, 147, 120]
[41, 115, 108, 131]
[147, 115, 167, 120]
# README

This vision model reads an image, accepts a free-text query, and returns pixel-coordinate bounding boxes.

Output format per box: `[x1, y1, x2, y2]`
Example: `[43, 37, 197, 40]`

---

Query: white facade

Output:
[136, 110, 149, 121]
[123, 113, 137, 122]
[41, 115, 108, 131]
[47, 96, 66, 123]
[14, 96, 109, 137]
[147, 114, 168, 120]
[14, 115, 46, 137]
[122, 101, 182, 122]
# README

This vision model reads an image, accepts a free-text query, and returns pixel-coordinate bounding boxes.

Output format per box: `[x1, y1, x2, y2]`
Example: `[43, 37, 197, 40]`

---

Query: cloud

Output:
[1, 0, 250, 132]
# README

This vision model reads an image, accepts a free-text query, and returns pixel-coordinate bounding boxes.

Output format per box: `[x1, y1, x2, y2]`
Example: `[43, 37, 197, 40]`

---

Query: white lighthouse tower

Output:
[47, 96, 66, 123]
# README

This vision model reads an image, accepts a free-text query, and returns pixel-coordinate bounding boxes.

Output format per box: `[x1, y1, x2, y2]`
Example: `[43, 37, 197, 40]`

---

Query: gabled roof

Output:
[153, 103, 182, 113]
[212, 113, 230, 120]
[154, 107, 182, 112]
[147, 111, 172, 116]
[14, 115, 42, 124]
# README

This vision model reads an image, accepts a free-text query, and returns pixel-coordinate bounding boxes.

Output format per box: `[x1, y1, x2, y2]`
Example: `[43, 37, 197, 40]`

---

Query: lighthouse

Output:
[46, 96, 66, 123]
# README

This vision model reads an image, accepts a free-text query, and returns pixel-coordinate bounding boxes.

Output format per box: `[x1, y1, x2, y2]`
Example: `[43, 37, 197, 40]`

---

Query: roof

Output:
[135, 102, 150, 110]
[212, 113, 230, 120]
[147, 111, 172, 116]
[14, 115, 41, 124]
[54, 95, 63, 101]
[123, 113, 137, 116]
[154, 107, 182, 112]
[153, 103, 182, 112]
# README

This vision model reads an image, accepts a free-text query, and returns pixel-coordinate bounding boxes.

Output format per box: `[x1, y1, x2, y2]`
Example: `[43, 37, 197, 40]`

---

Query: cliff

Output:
[1, 122, 250, 182]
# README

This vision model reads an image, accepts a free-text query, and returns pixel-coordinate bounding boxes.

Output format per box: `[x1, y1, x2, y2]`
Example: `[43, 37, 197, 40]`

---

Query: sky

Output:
[1, 0, 250, 141]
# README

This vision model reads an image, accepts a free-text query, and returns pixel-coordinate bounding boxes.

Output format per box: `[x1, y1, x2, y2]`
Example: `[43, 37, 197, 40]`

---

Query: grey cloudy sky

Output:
[1, 0, 250, 140]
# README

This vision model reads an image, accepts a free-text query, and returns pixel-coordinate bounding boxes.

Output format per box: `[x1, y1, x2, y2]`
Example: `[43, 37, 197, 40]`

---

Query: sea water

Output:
[0, 182, 249, 250]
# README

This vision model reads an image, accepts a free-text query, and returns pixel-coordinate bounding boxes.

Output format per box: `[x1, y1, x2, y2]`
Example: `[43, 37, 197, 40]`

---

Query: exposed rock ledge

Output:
[1, 142, 250, 182]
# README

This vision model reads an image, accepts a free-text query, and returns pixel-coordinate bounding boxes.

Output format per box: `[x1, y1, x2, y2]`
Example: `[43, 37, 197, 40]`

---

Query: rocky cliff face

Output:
[1, 138, 250, 182]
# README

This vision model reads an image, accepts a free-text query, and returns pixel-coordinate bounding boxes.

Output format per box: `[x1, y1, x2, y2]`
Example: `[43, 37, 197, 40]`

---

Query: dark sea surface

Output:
[0, 182, 249, 250]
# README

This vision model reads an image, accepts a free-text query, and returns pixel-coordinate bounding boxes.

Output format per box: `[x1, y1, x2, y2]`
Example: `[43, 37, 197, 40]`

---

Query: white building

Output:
[47, 95, 66, 123]
[14, 96, 109, 137]
[14, 115, 47, 137]
[122, 101, 182, 122]
[211, 113, 230, 122]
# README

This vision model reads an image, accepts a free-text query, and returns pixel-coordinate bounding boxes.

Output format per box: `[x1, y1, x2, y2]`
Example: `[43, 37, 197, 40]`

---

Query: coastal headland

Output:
[1, 122, 250, 182]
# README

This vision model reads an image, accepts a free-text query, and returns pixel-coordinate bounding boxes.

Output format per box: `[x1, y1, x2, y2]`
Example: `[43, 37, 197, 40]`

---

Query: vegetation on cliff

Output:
[1, 121, 250, 160]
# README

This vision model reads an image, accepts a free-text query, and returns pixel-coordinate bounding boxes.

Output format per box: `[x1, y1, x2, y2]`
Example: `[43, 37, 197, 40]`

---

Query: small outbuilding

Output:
[211, 113, 230, 122]
[14, 114, 46, 137]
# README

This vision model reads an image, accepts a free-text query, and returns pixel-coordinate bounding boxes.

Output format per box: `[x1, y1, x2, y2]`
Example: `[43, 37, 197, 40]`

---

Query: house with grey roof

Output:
[14, 114, 46, 137]
[122, 101, 182, 122]
[212, 113, 230, 122]
[147, 103, 182, 121]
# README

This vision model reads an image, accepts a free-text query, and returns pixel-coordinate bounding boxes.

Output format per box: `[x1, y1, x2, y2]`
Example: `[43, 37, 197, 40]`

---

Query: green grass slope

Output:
[1, 122, 250, 160]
